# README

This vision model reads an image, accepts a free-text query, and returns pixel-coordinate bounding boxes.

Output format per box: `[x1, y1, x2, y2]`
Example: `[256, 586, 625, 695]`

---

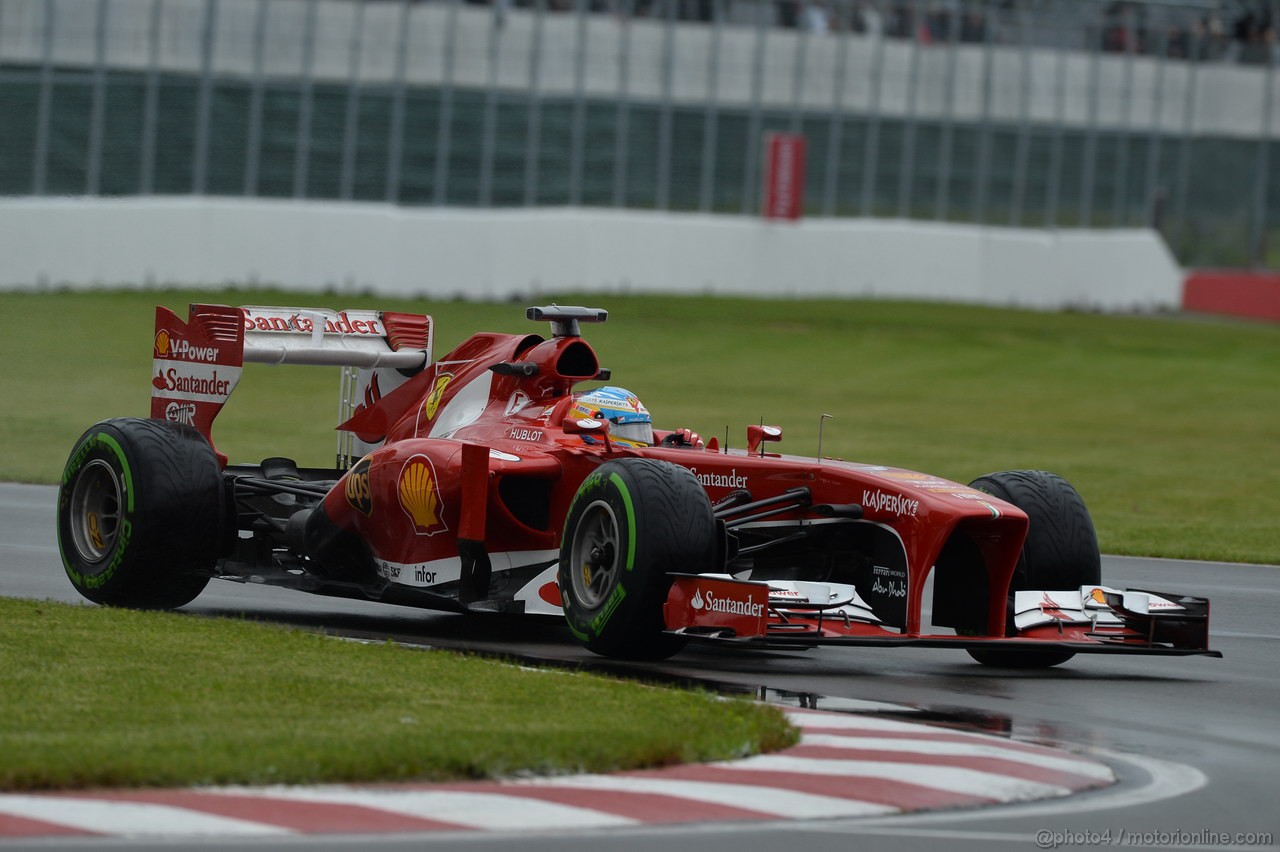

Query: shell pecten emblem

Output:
[154, 330, 171, 357]
[398, 455, 448, 536]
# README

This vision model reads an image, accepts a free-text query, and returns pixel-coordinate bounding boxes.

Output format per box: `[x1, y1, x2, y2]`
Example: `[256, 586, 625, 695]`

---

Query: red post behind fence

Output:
[762, 133, 807, 221]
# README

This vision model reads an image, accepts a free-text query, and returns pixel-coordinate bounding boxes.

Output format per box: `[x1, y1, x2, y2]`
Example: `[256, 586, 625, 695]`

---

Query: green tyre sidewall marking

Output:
[608, 472, 636, 572]
[58, 430, 135, 591]
[561, 468, 636, 642]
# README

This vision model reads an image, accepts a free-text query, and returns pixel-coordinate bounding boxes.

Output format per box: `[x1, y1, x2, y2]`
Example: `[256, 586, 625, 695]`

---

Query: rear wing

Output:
[150, 303, 432, 466]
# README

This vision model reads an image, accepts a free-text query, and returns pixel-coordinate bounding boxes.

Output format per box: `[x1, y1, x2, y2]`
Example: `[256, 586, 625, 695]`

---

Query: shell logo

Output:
[422, 373, 453, 421]
[154, 330, 171, 357]
[1090, 587, 1109, 606]
[398, 455, 447, 536]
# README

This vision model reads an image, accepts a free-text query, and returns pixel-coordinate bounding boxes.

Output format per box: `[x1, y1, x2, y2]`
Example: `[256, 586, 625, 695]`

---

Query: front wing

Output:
[662, 575, 1221, 658]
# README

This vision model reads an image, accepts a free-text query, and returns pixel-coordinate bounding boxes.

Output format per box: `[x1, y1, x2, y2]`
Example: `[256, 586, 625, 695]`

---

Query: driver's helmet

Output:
[569, 386, 653, 446]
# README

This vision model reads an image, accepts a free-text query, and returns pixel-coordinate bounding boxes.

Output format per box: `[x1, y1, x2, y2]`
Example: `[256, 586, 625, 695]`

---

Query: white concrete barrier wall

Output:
[0, 197, 1182, 311]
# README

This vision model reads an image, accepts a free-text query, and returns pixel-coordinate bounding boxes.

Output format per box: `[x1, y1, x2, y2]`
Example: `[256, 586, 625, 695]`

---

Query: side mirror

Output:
[563, 416, 612, 453]
[562, 416, 610, 436]
[746, 424, 782, 455]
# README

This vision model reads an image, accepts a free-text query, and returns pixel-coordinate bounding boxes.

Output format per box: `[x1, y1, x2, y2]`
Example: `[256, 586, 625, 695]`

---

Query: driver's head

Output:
[570, 386, 653, 446]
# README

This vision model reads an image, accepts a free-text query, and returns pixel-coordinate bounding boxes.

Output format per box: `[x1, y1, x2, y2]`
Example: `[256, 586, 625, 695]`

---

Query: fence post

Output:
[742, 1, 768, 214]
[568, 0, 588, 206]
[30, 0, 54, 195]
[1044, 10, 1068, 228]
[478, 0, 502, 206]
[972, 0, 995, 225]
[896, 0, 922, 219]
[820, 0, 850, 217]
[1250, 34, 1275, 267]
[656, 0, 677, 210]
[610, 0, 631, 208]
[1011, 5, 1033, 227]
[192, 0, 217, 195]
[698, 0, 724, 213]
[243, 0, 267, 196]
[934, 4, 959, 221]
[789, 0, 808, 135]
[384, 0, 410, 203]
[525, 0, 546, 206]
[339, 0, 366, 201]
[859, 17, 884, 217]
[1143, 27, 1169, 232]
[433, 0, 459, 206]
[1079, 14, 1101, 227]
[1173, 29, 1200, 260]
[1110, 14, 1135, 226]
[86, 0, 109, 196]
[293, 0, 318, 199]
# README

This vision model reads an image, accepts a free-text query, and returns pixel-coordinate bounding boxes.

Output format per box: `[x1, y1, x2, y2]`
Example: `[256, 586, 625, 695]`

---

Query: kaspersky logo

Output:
[398, 455, 447, 536]
[154, 330, 219, 362]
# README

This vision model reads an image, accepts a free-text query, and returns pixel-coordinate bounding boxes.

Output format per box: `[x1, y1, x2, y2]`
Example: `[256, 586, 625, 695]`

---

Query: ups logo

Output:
[345, 458, 373, 517]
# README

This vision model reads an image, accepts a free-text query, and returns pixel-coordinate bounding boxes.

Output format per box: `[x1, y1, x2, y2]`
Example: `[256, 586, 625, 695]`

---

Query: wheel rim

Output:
[69, 459, 123, 564]
[569, 500, 621, 609]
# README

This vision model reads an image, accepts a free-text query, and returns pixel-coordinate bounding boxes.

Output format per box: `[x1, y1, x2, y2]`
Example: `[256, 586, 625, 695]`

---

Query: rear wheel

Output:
[58, 418, 223, 609]
[559, 459, 716, 660]
[965, 469, 1100, 669]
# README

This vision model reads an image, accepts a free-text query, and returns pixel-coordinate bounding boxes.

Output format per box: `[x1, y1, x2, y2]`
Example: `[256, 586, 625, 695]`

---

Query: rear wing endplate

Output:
[150, 303, 432, 466]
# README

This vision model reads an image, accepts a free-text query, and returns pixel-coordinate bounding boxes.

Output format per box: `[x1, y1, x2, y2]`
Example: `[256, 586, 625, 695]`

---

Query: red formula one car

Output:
[57, 303, 1219, 667]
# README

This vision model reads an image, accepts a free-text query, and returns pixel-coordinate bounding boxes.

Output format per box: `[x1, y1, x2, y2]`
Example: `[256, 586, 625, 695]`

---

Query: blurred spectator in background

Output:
[959, 7, 985, 42]
[1234, 5, 1275, 64]
[802, 0, 831, 32]
[884, 1, 913, 38]
[777, 0, 799, 27]
[459, 0, 1276, 66]
[853, 1, 884, 36]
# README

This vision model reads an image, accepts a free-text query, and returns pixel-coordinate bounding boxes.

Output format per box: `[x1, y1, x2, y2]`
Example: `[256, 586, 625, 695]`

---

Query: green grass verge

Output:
[2, 288, 1277, 563]
[0, 598, 796, 791]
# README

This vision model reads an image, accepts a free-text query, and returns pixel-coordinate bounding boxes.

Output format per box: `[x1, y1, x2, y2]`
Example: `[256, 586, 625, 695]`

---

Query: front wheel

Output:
[57, 418, 224, 609]
[965, 469, 1101, 669]
[558, 459, 716, 660]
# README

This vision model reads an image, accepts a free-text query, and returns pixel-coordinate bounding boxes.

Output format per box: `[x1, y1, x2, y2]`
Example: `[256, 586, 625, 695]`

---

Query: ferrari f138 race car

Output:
[57, 303, 1220, 667]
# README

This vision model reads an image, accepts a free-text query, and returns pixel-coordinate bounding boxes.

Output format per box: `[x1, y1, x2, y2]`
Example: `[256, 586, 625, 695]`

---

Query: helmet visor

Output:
[612, 420, 653, 445]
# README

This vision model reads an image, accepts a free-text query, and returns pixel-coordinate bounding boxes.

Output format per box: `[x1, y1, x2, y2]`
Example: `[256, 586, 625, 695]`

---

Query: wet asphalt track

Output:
[2, 481, 1277, 851]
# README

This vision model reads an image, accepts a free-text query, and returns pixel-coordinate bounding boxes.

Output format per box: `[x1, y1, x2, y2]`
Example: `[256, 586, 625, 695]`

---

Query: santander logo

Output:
[691, 588, 763, 618]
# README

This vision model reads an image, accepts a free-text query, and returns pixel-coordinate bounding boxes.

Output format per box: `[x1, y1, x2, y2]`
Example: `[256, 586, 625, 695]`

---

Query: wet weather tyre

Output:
[965, 470, 1101, 669]
[57, 418, 222, 609]
[558, 459, 716, 660]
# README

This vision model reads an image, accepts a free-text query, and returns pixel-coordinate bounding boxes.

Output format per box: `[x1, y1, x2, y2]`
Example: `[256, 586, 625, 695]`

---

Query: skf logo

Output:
[344, 457, 373, 517]
[398, 455, 447, 536]
[422, 373, 453, 421]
